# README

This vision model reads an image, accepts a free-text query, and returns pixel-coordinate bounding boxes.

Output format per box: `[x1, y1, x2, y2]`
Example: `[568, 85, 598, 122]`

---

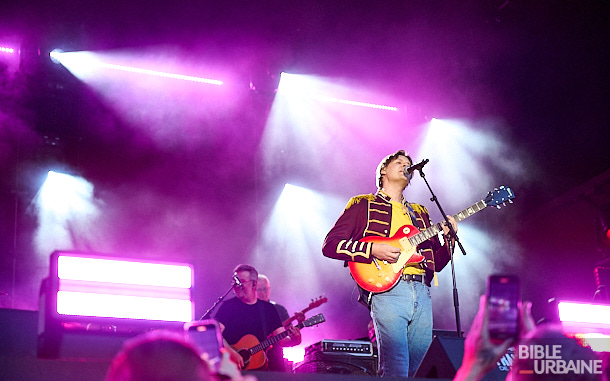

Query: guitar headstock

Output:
[484, 186, 515, 209]
[308, 296, 328, 309]
[302, 313, 325, 327]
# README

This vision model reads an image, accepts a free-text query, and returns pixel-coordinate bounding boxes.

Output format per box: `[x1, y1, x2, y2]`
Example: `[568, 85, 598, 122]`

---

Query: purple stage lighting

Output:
[318, 96, 399, 111]
[0, 46, 15, 54]
[49, 49, 223, 85]
[278, 72, 398, 111]
[49, 48, 63, 64]
[99, 62, 223, 85]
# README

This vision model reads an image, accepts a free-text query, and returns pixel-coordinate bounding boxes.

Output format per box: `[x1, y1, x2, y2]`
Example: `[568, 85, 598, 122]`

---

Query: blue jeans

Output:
[371, 279, 433, 378]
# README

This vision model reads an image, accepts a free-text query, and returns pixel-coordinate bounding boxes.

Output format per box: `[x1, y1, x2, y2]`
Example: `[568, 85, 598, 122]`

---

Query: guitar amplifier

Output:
[305, 339, 374, 356]
[296, 340, 376, 376]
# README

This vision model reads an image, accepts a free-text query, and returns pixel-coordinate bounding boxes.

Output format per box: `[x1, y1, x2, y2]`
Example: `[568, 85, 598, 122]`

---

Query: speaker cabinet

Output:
[415, 336, 511, 380]
[294, 351, 377, 376]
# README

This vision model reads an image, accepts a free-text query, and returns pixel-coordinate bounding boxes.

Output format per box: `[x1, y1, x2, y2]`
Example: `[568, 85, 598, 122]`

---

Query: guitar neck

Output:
[409, 199, 488, 246]
[283, 307, 311, 326]
[283, 298, 327, 326]
[249, 321, 304, 355]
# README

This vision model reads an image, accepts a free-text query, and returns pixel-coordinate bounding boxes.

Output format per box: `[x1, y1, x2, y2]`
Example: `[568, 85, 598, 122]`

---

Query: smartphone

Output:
[486, 274, 520, 343]
[184, 319, 224, 371]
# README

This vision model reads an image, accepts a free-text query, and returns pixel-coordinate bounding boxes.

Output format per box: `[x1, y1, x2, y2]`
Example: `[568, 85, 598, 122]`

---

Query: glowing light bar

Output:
[57, 291, 192, 321]
[57, 256, 192, 288]
[0, 46, 15, 54]
[99, 62, 223, 85]
[558, 301, 610, 326]
[51, 252, 194, 322]
[318, 96, 398, 111]
[49, 50, 223, 85]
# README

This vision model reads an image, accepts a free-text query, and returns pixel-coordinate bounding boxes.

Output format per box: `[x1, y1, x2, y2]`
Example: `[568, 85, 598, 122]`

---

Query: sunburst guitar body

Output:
[348, 225, 425, 293]
[348, 186, 516, 293]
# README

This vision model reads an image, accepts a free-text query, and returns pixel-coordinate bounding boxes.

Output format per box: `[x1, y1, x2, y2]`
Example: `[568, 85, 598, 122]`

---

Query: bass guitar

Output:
[348, 186, 515, 293]
[231, 313, 326, 370]
[282, 296, 327, 327]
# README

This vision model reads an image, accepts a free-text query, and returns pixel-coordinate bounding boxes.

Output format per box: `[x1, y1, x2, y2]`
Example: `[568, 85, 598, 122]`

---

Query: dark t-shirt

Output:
[271, 301, 290, 323]
[268, 301, 291, 371]
[214, 297, 282, 345]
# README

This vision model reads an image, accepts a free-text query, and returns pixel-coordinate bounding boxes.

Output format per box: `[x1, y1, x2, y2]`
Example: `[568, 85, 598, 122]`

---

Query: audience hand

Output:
[454, 295, 533, 381]
[216, 351, 257, 381]
[225, 346, 244, 370]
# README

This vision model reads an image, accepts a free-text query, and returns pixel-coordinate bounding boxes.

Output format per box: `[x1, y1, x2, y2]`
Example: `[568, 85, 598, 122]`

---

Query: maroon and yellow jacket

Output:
[322, 191, 452, 288]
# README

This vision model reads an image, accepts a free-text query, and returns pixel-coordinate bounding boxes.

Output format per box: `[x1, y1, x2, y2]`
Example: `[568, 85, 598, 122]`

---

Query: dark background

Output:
[1, 0, 609, 348]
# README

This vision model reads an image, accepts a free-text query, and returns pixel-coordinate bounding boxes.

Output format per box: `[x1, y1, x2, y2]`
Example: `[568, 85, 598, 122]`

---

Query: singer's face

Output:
[384, 155, 412, 184]
[233, 270, 258, 304]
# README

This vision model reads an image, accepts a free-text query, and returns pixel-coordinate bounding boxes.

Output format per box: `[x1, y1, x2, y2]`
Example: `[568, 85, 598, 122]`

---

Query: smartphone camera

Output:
[184, 320, 224, 371]
[487, 274, 521, 343]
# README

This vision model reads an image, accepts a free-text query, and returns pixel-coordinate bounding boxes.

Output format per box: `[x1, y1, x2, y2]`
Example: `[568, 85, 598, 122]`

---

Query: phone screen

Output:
[487, 275, 520, 343]
[184, 320, 224, 370]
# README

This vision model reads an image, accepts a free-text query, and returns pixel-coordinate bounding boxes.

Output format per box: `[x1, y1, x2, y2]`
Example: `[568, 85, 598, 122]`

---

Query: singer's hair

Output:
[233, 264, 258, 282]
[376, 150, 413, 188]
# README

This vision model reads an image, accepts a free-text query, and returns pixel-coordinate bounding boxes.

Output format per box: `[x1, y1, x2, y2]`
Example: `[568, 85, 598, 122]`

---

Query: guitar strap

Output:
[256, 301, 269, 344]
[403, 200, 420, 229]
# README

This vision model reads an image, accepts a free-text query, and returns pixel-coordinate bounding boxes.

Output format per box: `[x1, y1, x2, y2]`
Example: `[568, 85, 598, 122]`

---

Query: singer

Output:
[322, 150, 457, 378]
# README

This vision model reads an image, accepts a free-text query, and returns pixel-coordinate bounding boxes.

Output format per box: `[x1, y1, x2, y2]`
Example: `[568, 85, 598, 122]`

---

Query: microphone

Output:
[232, 274, 242, 287]
[403, 159, 429, 176]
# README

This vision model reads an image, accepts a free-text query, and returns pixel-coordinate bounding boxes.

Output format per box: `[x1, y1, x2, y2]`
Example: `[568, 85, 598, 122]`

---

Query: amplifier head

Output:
[306, 339, 374, 356]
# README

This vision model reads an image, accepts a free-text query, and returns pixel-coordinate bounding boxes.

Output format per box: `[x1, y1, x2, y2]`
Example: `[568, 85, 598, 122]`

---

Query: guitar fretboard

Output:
[408, 199, 488, 246]
[249, 330, 289, 355]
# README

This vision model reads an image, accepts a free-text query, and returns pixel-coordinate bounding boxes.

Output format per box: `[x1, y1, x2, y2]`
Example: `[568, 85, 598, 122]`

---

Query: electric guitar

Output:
[231, 313, 326, 370]
[348, 186, 515, 293]
[282, 296, 327, 327]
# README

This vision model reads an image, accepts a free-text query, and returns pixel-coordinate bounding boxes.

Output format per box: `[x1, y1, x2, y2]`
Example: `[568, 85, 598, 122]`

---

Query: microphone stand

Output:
[200, 284, 235, 320]
[416, 168, 467, 338]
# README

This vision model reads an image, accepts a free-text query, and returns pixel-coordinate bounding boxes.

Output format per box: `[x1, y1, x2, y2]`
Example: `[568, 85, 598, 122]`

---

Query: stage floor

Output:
[0, 308, 450, 381]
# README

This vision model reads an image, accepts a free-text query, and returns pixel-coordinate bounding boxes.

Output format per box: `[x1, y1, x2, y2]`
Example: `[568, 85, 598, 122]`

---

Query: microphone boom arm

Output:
[200, 284, 234, 320]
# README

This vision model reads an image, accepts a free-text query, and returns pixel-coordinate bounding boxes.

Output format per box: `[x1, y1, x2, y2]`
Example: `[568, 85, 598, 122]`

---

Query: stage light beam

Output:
[278, 73, 398, 111]
[34, 171, 101, 257]
[49, 49, 223, 85]
[39, 171, 96, 219]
